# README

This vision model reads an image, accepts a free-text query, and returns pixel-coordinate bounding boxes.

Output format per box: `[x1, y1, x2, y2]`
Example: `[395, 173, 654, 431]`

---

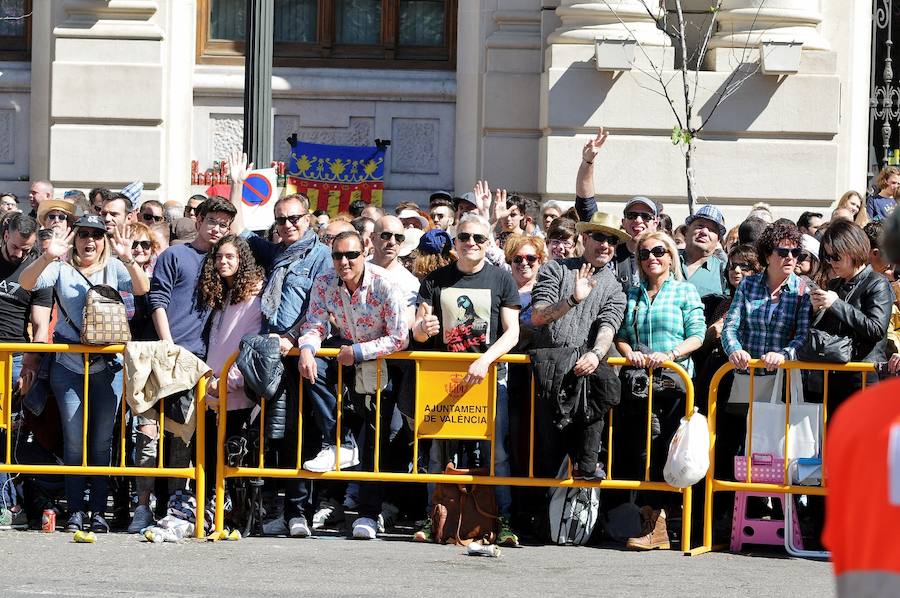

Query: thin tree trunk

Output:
[685, 142, 695, 215]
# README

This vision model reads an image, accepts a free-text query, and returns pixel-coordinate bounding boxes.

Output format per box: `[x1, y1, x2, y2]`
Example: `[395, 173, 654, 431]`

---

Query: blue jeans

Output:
[0, 354, 22, 510]
[50, 360, 119, 513]
[428, 375, 512, 518]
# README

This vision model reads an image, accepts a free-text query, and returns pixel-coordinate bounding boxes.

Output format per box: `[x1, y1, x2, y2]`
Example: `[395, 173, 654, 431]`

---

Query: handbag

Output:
[430, 463, 498, 545]
[797, 273, 869, 363]
[620, 298, 685, 400]
[746, 368, 822, 460]
[57, 264, 131, 346]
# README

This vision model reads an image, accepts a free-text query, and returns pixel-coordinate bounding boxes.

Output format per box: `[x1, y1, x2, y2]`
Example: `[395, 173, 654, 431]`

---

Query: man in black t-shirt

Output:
[0, 214, 51, 528]
[413, 212, 520, 545]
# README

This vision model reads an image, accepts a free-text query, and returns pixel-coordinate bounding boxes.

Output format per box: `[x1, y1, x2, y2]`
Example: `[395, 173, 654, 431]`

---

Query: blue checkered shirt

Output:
[721, 272, 811, 367]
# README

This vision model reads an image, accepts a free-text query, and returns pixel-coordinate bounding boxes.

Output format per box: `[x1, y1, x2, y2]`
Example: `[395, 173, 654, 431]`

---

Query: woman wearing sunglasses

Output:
[807, 220, 892, 412]
[503, 234, 547, 333]
[613, 231, 704, 549]
[20, 214, 149, 533]
[721, 221, 811, 409]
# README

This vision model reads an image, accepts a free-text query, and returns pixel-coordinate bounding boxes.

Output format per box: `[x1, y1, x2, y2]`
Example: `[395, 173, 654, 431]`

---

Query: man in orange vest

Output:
[823, 208, 900, 595]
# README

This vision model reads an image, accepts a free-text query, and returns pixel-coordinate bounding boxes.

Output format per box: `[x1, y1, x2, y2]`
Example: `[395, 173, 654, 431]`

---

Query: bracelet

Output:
[566, 295, 576, 308]
[584, 159, 593, 164]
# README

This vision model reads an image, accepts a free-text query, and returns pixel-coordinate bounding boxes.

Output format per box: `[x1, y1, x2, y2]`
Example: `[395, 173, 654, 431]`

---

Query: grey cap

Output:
[623, 196, 659, 217]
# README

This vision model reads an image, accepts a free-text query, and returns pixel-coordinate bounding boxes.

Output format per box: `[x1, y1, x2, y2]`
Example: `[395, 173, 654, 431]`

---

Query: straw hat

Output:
[37, 199, 76, 227]
[575, 212, 631, 242]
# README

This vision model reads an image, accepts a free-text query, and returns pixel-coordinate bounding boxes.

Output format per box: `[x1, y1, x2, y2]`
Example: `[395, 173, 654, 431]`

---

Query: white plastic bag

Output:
[748, 369, 822, 460]
[663, 407, 710, 488]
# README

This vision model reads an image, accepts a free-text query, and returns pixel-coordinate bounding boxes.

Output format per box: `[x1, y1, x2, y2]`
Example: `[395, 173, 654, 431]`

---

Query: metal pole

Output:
[243, 0, 274, 169]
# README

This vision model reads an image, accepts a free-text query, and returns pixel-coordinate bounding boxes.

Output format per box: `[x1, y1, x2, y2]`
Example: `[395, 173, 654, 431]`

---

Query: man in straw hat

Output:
[529, 212, 629, 480]
[36, 198, 76, 233]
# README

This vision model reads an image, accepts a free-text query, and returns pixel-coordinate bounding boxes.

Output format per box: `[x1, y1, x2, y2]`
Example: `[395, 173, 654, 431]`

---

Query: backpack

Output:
[430, 463, 498, 545]
[548, 456, 600, 545]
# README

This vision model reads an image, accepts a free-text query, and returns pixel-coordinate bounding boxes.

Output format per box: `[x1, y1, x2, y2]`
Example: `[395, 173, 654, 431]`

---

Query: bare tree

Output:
[600, 0, 766, 214]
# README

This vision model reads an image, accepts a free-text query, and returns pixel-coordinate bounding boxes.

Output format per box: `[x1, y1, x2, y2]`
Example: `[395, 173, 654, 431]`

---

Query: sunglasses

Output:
[456, 232, 488, 245]
[141, 213, 164, 223]
[728, 262, 754, 272]
[820, 250, 838, 263]
[511, 254, 539, 265]
[625, 211, 654, 222]
[45, 213, 69, 222]
[132, 240, 152, 251]
[774, 247, 803, 259]
[588, 232, 619, 246]
[332, 250, 362, 261]
[638, 246, 668, 261]
[274, 213, 307, 226]
[379, 231, 406, 243]
[796, 252, 812, 263]
[77, 229, 105, 240]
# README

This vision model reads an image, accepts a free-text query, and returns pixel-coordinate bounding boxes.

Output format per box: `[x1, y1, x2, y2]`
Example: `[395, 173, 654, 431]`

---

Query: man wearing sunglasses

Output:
[287, 230, 409, 540]
[413, 212, 521, 545]
[530, 212, 627, 481]
[371, 215, 419, 313]
[227, 149, 335, 538]
[139, 200, 165, 226]
[573, 128, 663, 289]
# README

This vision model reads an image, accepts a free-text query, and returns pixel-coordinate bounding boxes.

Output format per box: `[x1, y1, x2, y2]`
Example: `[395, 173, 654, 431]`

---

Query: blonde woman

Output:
[613, 230, 705, 550]
[835, 190, 869, 226]
[19, 215, 148, 534]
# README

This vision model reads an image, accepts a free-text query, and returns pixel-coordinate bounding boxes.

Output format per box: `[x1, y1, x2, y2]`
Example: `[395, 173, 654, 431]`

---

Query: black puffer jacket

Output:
[236, 334, 288, 440]
[813, 266, 893, 363]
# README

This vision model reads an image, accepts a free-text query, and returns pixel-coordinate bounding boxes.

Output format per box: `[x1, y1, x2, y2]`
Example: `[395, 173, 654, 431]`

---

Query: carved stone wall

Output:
[0, 62, 30, 197]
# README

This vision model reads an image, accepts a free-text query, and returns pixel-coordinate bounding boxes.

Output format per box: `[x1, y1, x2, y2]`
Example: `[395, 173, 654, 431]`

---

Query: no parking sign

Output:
[241, 168, 277, 230]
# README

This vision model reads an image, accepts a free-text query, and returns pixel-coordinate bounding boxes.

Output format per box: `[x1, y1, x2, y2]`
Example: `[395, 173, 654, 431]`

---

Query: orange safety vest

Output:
[824, 378, 900, 596]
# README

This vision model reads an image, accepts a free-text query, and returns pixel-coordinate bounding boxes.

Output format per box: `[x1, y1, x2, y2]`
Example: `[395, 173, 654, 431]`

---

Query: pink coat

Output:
[206, 293, 263, 411]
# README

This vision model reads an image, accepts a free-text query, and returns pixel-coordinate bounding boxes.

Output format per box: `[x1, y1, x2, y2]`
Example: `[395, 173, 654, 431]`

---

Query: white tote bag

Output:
[747, 369, 822, 460]
[664, 407, 710, 488]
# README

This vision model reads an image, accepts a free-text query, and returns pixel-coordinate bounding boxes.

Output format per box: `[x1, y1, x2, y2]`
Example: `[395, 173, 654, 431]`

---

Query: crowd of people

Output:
[0, 131, 898, 551]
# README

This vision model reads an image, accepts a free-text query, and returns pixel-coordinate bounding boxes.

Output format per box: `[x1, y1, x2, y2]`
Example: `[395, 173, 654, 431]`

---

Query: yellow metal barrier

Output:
[214, 349, 699, 550]
[0, 343, 209, 538]
[689, 358, 875, 556]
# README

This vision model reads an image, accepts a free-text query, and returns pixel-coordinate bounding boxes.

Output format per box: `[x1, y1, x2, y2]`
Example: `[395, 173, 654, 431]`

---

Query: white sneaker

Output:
[303, 444, 360, 472]
[289, 516, 311, 538]
[262, 517, 288, 536]
[312, 499, 345, 530]
[352, 516, 377, 540]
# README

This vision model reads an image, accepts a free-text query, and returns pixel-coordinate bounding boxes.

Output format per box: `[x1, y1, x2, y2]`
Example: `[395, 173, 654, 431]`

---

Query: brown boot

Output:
[625, 508, 671, 550]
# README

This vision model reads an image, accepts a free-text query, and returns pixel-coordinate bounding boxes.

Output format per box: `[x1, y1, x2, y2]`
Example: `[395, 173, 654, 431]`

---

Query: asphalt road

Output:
[0, 529, 834, 598]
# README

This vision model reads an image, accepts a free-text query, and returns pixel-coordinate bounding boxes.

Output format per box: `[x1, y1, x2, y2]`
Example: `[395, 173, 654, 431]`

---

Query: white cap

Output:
[801, 234, 819, 259]
[398, 227, 424, 257]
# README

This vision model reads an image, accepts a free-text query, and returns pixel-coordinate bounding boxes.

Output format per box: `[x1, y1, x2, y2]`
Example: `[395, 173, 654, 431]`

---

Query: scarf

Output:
[261, 229, 320, 320]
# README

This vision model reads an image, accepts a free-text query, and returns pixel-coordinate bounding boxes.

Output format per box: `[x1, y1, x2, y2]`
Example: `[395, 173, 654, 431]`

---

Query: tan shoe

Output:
[625, 508, 671, 550]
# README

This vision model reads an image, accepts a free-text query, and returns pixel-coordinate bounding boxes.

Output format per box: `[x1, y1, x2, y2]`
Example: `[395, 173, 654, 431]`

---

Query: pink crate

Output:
[734, 453, 786, 483]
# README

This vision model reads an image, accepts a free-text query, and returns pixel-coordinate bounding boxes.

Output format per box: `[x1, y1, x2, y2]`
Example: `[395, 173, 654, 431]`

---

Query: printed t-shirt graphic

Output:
[440, 288, 491, 352]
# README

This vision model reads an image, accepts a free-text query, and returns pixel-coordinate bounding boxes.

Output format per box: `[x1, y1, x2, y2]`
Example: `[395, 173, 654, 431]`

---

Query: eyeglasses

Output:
[204, 217, 232, 231]
[332, 250, 362, 261]
[379, 231, 406, 243]
[45, 213, 68, 222]
[456, 232, 488, 245]
[820, 249, 838, 263]
[588, 232, 619, 246]
[625, 211, 654, 222]
[132, 240, 152, 251]
[274, 213, 308, 226]
[77, 229, 105, 240]
[322, 234, 337, 245]
[638, 246, 668, 261]
[511, 254, 539, 265]
[548, 239, 574, 249]
[774, 247, 803, 259]
[141, 213, 164, 223]
[728, 262, 754, 272]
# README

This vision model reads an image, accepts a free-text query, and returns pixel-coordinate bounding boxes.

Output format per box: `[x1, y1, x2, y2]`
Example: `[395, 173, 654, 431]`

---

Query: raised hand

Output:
[46, 227, 73, 260]
[227, 147, 254, 185]
[110, 223, 135, 261]
[491, 188, 509, 224]
[473, 180, 491, 219]
[571, 263, 597, 303]
[582, 127, 609, 165]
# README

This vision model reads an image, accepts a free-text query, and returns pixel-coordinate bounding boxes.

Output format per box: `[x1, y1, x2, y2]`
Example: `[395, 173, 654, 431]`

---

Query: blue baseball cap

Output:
[685, 204, 726, 238]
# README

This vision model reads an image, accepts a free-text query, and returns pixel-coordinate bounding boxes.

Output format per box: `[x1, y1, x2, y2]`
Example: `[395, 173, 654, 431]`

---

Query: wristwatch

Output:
[590, 347, 605, 360]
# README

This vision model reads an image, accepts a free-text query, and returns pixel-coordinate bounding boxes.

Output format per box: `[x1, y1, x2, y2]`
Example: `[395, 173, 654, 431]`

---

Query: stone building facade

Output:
[0, 0, 873, 223]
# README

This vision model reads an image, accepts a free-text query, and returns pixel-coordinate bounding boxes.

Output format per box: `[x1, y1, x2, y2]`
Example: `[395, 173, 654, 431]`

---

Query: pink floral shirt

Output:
[295, 263, 409, 361]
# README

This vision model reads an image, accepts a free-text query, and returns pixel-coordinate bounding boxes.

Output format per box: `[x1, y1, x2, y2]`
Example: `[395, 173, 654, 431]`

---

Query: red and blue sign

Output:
[242, 173, 274, 206]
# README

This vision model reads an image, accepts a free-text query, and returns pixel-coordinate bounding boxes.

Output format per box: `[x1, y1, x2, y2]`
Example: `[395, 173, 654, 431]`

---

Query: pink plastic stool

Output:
[730, 491, 803, 552]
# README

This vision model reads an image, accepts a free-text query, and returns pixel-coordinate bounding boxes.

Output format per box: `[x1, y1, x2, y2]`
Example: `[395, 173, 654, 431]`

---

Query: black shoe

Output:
[66, 511, 85, 532]
[90, 513, 110, 533]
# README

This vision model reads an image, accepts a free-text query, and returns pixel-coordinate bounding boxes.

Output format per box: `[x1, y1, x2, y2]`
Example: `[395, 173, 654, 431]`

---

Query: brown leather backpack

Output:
[431, 463, 498, 545]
